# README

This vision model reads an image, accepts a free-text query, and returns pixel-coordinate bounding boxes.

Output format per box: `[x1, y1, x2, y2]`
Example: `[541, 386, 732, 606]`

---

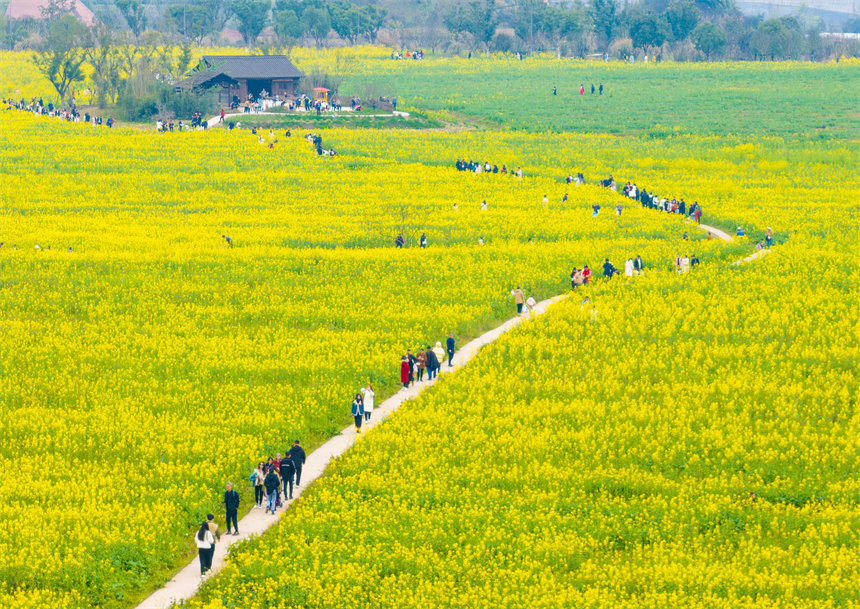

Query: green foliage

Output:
[629, 12, 671, 49]
[302, 6, 331, 46]
[115, 0, 146, 38]
[693, 21, 726, 59]
[32, 13, 86, 105]
[750, 17, 807, 60]
[231, 0, 270, 47]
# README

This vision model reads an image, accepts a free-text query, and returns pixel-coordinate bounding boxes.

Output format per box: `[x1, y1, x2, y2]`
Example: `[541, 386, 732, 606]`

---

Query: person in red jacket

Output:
[583, 265, 592, 285]
[400, 355, 410, 389]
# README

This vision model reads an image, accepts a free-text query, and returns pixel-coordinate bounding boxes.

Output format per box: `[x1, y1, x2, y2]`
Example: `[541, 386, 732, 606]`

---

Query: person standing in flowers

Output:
[195, 521, 215, 576]
[253, 461, 265, 509]
[400, 355, 410, 389]
[446, 333, 455, 367]
[361, 383, 375, 421]
[263, 466, 280, 514]
[765, 227, 773, 247]
[395, 233, 404, 248]
[602, 258, 616, 278]
[351, 393, 365, 433]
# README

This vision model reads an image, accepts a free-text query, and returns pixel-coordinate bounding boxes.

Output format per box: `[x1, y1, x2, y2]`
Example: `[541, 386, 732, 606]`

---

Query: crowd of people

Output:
[4, 96, 114, 127]
[397, 338, 452, 392]
[391, 49, 425, 60]
[455, 159, 524, 178]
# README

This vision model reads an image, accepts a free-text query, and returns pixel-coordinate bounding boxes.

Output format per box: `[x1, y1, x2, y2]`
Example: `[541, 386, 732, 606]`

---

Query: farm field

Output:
[1, 49, 859, 609]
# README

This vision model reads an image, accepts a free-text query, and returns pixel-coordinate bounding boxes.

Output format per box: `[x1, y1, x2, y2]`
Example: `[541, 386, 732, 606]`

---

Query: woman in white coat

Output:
[195, 521, 215, 576]
[624, 258, 635, 277]
[360, 383, 375, 421]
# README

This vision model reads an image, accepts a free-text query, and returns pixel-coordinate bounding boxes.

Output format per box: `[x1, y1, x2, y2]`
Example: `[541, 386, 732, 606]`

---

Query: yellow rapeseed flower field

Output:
[1, 49, 858, 608]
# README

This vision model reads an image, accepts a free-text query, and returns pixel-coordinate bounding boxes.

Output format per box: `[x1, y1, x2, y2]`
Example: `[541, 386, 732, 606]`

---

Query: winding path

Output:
[136, 222, 767, 609]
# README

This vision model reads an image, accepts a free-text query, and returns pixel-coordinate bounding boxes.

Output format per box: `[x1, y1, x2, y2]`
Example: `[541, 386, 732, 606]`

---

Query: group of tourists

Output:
[398, 337, 452, 387]
[391, 49, 425, 60]
[4, 96, 114, 127]
[455, 159, 524, 178]
[195, 441, 307, 575]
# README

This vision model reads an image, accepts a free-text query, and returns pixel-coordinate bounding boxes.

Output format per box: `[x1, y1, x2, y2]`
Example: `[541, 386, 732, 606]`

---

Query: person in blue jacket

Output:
[351, 393, 365, 433]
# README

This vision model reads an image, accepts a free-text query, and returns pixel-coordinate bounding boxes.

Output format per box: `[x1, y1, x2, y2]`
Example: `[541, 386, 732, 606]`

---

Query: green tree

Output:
[360, 4, 387, 43]
[274, 8, 304, 45]
[328, 0, 360, 44]
[115, 0, 146, 38]
[591, 0, 618, 46]
[666, 0, 700, 41]
[83, 23, 121, 106]
[750, 17, 806, 60]
[231, 0, 270, 47]
[33, 14, 86, 105]
[302, 6, 331, 46]
[692, 21, 726, 59]
[630, 13, 670, 50]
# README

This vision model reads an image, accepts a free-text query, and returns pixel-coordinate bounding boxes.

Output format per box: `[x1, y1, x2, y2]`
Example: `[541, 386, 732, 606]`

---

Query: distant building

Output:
[5, 0, 97, 25]
[175, 55, 303, 107]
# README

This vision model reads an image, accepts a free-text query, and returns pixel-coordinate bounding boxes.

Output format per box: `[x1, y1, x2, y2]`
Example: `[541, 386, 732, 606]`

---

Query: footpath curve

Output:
[137, 222, 767, 609]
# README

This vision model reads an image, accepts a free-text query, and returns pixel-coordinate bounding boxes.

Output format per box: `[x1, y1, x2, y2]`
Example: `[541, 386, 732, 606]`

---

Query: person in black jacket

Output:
[279, 457, 295, 500]
[223, 482, 240, 535]
[446, 333, 455, 367]
[602, 258, 616, 278]
[634, 255, 643, 273]
[263, 467, 280, 514]
[289, 440, 306, 486]
[425, 345, 439, 380]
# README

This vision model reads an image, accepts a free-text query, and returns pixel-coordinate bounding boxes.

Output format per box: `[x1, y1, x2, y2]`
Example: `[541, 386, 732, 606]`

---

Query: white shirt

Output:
[195, 530, 214, 549]
[361, 387, 375, 412]
[624, 259, 634, 276]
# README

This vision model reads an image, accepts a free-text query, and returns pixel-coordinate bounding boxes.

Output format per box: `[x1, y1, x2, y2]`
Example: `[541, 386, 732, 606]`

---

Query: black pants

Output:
[364, 410, 371, 420]
[254, 485, 264, 505]
[295, 464, 303, 486]
[354, 414, 363, 429]
[447, 351, 454, 365]
[283, 476, 293, 499]
[517, 303, 523, 313]
[200, 546, 214, 573]
[417, 368, 424, 381]
[226, 509, 238, 533]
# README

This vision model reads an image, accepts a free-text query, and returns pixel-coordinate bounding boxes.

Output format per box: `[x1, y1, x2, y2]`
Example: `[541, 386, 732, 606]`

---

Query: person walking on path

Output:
[416, 349, 427, 382]
[400, 355, 410, 388]
[514, 287, 525, 314]
[253, 461, 265, 508]
[289, 440, 306, 486]
[263, 467, 280, 514]
[279, 454, 295, 500]
[433, 341, 446, 371]
[693, 205, 702, 225]
[407, 349, 417, 385]
[351, 393, 365, 433]
[205, 513, 220, 571]
[223, 483, 240, 536]
[195, 521, 215, 576]
[425, 345, 439, 380]
[446, 333, 455, 367]
[361, 383, 375, 420]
